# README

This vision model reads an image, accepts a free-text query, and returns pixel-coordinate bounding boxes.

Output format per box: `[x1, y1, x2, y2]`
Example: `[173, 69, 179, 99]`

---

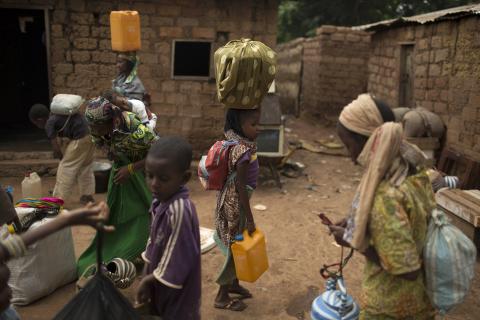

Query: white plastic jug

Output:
[21, 172, 42, 199]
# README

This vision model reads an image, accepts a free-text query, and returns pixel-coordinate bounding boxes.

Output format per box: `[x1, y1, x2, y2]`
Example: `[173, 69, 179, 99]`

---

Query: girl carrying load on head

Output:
[213, 108, 261, 312]
[113, 52, 146, 102]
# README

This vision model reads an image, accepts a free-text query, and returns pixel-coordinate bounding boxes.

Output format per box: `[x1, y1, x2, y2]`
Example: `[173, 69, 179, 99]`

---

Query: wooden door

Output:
[399, 44, 414, 108]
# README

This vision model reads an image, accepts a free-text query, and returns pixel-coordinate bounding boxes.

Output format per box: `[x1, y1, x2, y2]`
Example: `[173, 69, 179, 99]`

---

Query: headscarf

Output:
[84, 96, 114, 125]
[118, 52, 139, 84]
[339, 94, 384, 137]
[343, 122, 427, 251]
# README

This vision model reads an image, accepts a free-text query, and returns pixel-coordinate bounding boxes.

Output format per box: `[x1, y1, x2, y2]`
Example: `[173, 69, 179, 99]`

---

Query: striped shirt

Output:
[143, 187, 201, 320]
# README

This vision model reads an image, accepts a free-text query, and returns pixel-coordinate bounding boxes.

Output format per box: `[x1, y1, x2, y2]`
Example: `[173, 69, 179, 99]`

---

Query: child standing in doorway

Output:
[214, 108, 260, 312]
[135, 137, 201, 320]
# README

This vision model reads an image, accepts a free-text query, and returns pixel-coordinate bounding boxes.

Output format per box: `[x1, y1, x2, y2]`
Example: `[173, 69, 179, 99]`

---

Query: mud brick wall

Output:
[275, 38, 304, 116]
[301, 26, 370, 118]
[368, 17, 480, 160]
[1, 0, 278, 154]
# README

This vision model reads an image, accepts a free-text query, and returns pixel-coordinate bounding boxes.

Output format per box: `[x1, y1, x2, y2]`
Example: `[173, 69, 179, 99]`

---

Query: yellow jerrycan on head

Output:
[110, 11, 141, 52]
[231, 228, 269, 283]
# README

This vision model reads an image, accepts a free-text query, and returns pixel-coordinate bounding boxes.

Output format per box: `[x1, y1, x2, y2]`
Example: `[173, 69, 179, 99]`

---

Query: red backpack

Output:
[198, 140, 238, 190]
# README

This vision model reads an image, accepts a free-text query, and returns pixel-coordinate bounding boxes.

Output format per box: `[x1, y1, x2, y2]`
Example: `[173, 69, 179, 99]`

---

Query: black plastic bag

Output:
[53, 231, 140, 320]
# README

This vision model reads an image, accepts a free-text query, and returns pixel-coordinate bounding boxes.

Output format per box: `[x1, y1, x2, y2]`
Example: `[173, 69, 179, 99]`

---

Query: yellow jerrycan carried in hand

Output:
[231, 228, 269, 283]
[110, 11, 141, 52]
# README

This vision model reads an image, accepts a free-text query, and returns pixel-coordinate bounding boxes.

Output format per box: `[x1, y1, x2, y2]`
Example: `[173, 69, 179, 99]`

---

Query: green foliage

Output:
[278, 0, 477, 43]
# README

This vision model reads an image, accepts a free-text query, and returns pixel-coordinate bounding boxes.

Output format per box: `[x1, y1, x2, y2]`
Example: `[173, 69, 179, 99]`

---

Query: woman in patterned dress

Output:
[77, 97, 157, 275]
[329, 97, 435, 320]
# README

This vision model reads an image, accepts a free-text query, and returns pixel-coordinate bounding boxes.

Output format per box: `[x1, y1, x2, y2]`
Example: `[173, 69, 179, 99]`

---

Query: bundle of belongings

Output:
[392, 107, 445, 138]
[393, 106, 446, 179]
[214, 38, 276, 109]
[424, 209, 476, 315]
[2, 198, 77, 305]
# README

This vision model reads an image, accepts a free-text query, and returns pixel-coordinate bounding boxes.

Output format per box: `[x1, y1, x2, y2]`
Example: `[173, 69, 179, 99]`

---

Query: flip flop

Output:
[214, 298, 247, 311]
[229, 287, 253, 300]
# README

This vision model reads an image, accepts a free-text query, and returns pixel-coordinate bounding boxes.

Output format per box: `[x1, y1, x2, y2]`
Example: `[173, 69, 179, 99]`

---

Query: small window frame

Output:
[171, 39, 213, 81]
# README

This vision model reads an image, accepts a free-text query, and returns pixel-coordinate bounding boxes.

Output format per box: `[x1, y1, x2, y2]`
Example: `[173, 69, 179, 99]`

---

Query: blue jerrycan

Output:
[311, 276, 359, 320]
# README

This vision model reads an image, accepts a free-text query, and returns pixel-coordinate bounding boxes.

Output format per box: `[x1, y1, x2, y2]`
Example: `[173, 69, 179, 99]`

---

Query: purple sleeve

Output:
[153, 199, 200, 289]
[236, 150, 251, 166]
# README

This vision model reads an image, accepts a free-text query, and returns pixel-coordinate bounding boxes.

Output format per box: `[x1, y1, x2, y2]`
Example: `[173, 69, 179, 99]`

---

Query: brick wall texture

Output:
[275, 38, 304, 116]
[275, 26, 370, 118]
[368, 16, 480, 160]
[301, 26, 370, 118]
[1, 0, 278, 154]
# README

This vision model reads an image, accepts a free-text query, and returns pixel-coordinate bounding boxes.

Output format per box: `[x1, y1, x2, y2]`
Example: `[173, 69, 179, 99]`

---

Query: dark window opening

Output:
[173, 41, 211, 78]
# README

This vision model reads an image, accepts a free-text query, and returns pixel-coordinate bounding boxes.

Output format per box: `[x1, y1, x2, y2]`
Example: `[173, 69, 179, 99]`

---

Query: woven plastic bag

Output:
[4, 216, 76, 306]
[214, 38, 276, 109]
[50, 94, 84, 115]
[403, 107, 445, 138]
[423, 209, 476, 314]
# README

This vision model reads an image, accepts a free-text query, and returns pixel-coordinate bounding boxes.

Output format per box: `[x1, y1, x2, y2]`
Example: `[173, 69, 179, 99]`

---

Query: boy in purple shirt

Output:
[136, 136, 201, 320]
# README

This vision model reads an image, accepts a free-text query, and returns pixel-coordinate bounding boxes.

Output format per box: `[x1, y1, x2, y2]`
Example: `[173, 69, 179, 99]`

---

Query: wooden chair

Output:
[437, 148, 480, 189]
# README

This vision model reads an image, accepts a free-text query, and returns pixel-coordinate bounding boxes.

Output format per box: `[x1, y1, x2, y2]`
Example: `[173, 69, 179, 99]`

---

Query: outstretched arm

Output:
[21, 202, 113, 248]
[0, 202, 112, 262]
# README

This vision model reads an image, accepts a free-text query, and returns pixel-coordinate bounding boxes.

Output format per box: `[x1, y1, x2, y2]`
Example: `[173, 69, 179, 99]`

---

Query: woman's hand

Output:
[64, 202, 114, 232]
[114, 166, 130, 184]
[135, 274, 155, 306]
[328, 225, 351, 248]
[334, 218, 347, 228]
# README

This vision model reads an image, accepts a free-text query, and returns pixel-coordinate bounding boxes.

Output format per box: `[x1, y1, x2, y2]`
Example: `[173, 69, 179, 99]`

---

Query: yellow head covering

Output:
[339, 94, 384, 137]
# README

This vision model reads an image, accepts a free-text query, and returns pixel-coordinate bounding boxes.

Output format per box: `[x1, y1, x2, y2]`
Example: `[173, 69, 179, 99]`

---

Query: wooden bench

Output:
[436, 188, 480, 250]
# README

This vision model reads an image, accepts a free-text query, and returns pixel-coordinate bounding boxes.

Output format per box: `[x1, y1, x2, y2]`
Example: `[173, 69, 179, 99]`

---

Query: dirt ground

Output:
[1, 117, 478, 320]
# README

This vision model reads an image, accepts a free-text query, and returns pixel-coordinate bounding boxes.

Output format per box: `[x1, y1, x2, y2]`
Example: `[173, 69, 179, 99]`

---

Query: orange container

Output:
[231, 228, 269, 283]
[110, 11, 141, 52]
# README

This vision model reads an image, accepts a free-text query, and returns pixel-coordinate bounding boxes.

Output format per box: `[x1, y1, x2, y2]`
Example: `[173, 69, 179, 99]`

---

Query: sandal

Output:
[229, 287, 253, 300]
[214, 298, 247, 311]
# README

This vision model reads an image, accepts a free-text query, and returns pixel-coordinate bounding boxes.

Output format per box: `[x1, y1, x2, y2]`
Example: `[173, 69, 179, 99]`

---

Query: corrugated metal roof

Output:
[353, 3, 480, 32]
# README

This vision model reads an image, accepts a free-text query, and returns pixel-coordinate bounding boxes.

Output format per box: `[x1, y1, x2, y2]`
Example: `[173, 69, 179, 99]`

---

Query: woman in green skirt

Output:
[77, 96, 157, 276]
